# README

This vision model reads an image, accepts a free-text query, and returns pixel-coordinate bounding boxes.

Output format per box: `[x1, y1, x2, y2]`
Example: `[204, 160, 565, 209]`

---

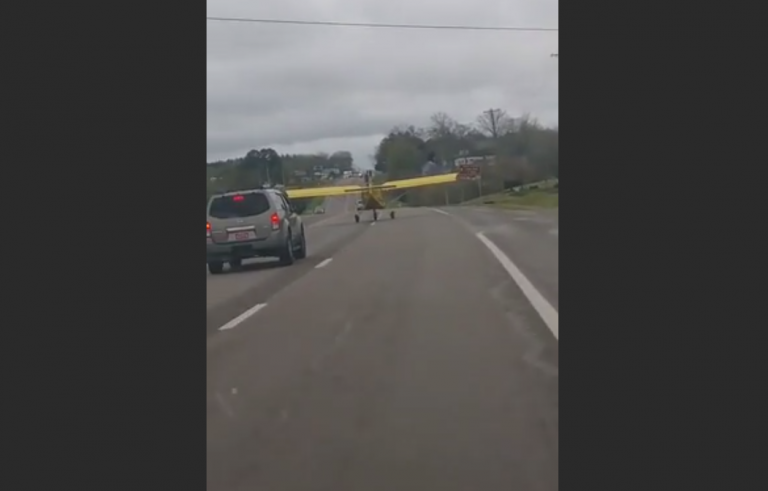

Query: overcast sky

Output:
[207, 1, 558, 167]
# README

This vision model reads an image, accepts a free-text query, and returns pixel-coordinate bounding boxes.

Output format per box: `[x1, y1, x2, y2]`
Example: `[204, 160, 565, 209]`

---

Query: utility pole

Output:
[484, 108, 501, 139]
[478, 111, 500, 198]
[477, 173, 482, 198]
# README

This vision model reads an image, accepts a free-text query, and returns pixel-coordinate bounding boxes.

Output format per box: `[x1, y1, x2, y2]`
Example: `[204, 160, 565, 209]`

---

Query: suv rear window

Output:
[209, 193, 270, 219]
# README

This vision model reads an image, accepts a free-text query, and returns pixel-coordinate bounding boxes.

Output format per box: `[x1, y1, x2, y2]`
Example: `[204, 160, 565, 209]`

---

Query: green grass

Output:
[462, 189, 559, 209]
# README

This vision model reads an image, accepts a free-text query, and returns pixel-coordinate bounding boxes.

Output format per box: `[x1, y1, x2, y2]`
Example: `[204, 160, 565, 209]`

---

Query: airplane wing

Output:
[382, 173, 459, 189]
[286, 173, 460, 199]
[285, 185, 363, 199]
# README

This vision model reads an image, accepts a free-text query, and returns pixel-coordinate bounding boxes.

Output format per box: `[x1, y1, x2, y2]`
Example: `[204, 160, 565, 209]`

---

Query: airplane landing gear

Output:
[354, 214, 360, 223]
[390, 210, 395, 219]
[373, 210, 378, 221]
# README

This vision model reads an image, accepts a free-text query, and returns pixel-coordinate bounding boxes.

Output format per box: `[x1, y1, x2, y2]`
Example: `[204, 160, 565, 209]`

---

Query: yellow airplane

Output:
[285, 166, 478, 222]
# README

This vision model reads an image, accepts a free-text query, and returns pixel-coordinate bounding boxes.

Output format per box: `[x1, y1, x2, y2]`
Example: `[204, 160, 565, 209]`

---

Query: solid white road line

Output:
[430, 208, 451, 216]
[476, 232, 559, 340]
[218, 303, 268, 331]
[315, 258, 333, 269]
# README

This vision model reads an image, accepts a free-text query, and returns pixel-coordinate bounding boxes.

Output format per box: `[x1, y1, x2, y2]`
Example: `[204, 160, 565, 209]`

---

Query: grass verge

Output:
[462, 189, 559, 209]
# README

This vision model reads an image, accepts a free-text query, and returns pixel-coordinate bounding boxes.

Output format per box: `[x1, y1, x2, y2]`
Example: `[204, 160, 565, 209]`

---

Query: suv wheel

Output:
[279, 232, 295, 266]
[208, 261, 224, 274]
[294, 228, 307, 259]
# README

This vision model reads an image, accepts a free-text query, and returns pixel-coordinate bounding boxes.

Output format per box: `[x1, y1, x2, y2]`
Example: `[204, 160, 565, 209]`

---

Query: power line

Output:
[206, 17, 558, 32]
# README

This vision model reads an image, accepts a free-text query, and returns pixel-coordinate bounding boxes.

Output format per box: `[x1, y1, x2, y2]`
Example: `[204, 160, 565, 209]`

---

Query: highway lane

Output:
[207, 206, 558, 491]
[206, 193, 360, 335]
[439, 206, 559, 310]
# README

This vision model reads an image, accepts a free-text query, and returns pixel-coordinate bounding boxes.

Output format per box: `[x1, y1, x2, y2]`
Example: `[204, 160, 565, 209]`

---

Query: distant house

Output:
[454, 155, 494, 166]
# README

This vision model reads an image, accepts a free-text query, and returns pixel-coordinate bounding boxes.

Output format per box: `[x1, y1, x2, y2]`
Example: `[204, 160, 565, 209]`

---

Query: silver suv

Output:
[206, 188, 307, 274]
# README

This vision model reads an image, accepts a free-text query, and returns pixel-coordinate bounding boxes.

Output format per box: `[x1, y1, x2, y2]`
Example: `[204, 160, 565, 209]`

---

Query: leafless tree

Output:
[476, 108, 512, 138]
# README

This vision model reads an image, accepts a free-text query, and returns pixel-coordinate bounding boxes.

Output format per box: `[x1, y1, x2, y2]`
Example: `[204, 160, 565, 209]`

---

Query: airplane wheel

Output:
[373, 210, 378, 221]
[354, 214, 360, 223]
[390, 211, 395, 219]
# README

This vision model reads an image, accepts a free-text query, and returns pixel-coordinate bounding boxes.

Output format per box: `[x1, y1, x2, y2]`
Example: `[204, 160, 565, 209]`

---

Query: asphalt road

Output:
[207, 201, 559, 491]
[206, 188, 360, 332]
[444, 206, 558, 310]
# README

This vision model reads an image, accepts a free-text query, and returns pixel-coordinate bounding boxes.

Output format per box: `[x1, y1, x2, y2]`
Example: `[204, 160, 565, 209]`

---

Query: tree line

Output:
[206, 149, 355, 213]
[206, 108, 558, 210]
[373, 109, 558, 206]
[207, 149, 354, 185]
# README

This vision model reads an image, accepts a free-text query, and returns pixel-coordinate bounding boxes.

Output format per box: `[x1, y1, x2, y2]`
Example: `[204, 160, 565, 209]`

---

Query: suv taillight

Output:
[206, 222, 211, 237]
[270, 212, 280, 230]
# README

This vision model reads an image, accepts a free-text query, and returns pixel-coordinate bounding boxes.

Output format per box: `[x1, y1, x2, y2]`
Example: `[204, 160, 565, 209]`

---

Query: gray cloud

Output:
[207, 0, 558, 165]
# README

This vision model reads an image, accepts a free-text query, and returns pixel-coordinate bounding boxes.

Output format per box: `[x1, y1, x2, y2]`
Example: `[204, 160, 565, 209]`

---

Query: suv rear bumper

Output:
[206, 230, 286, 262]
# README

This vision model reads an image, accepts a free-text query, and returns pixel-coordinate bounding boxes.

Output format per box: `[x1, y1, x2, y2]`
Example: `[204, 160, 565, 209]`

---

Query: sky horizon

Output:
[207, 1, 558, 168]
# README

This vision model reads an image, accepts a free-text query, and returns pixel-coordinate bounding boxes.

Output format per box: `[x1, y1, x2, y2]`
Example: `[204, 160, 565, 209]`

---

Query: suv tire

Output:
[279, 232, 295, 266]
[208, 261, 224, 274]
[294, 228, 307, 259]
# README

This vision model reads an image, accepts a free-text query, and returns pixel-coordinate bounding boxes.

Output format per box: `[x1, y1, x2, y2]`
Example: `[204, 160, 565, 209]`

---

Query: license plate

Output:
[229, 231, 255, 241]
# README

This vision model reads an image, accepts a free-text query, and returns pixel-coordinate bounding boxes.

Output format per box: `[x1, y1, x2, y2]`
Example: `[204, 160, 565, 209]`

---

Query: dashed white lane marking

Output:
[218, 303, 268, 331]
[370, 221, 376, 226]
[430, 208, 451, 216]
[476, 232, 559, 340]
[315, 258, 333, 269]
